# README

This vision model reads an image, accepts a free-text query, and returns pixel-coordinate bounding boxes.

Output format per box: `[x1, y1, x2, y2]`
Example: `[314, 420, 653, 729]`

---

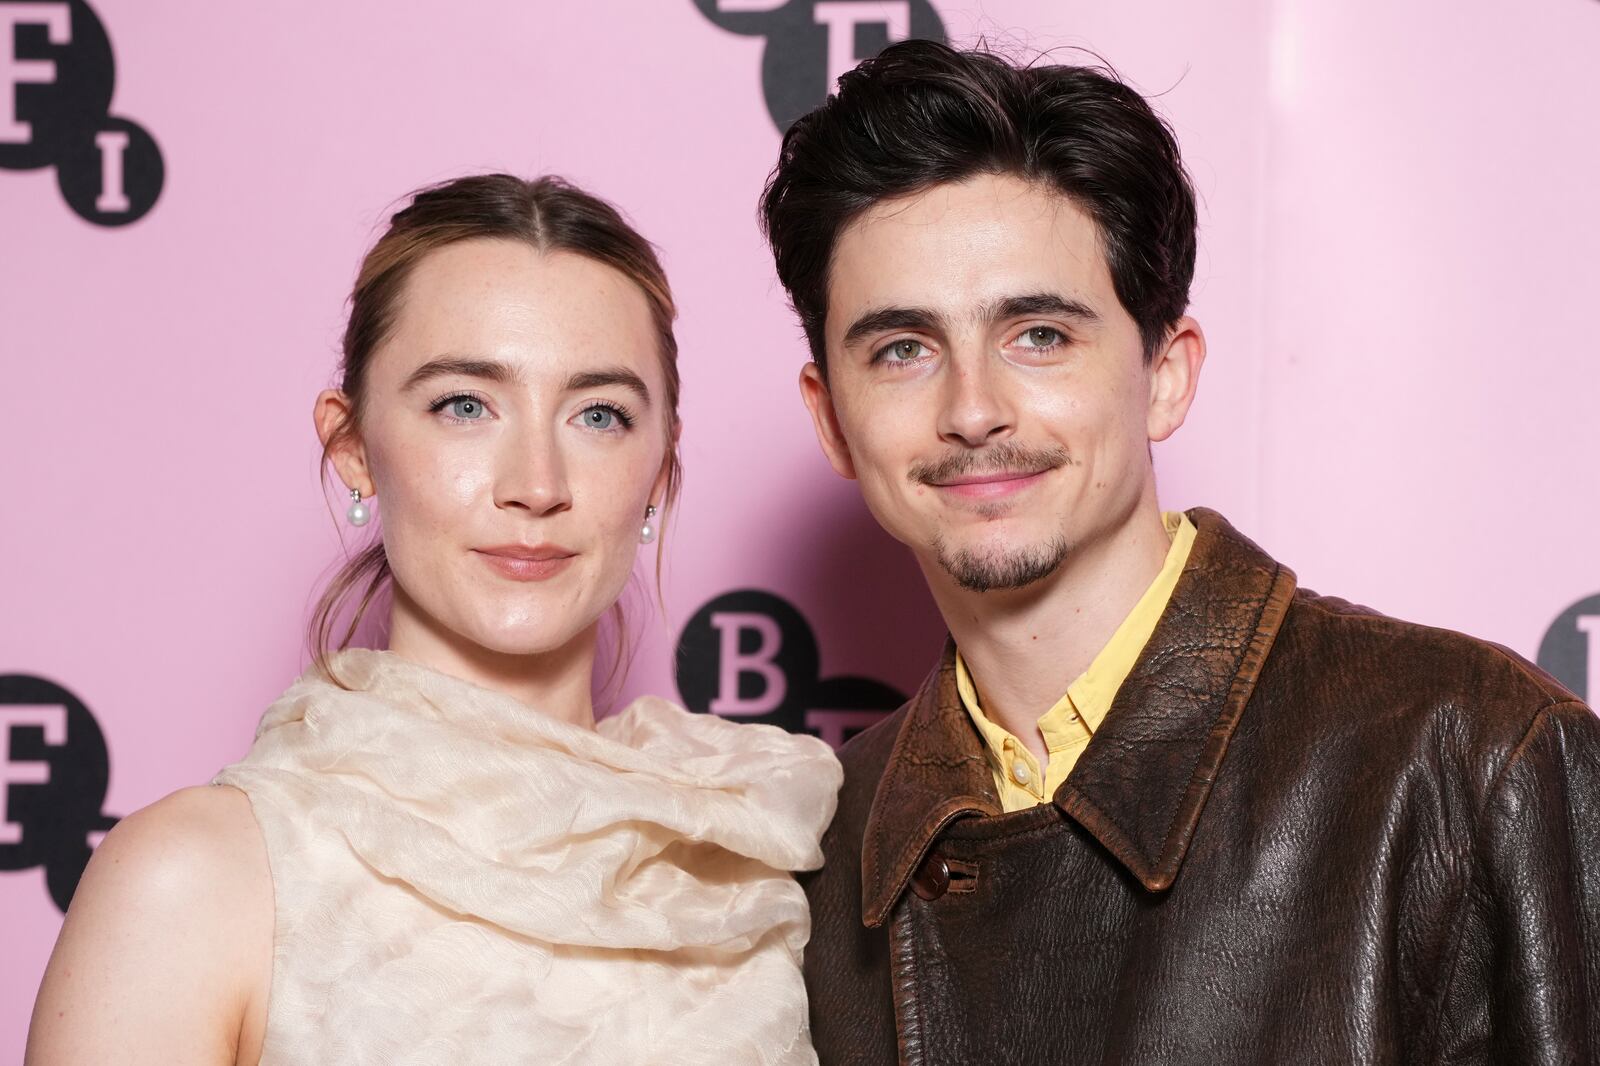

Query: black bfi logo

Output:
[0, 0, 163, 225]
[0, 674, 118, 912]
[694, 0, 945, 130]
[676, 589, 903, 746]
[1538, 593, 1600, 705]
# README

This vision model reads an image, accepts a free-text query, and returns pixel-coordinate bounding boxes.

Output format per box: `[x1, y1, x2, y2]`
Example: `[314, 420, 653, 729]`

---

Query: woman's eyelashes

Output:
[424, 392, 635, 433]
[428, 391, 493, 423]
[574, 401, 635, 433]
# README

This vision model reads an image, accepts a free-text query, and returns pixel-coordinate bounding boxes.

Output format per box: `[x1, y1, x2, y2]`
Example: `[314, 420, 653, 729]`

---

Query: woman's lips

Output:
[473, 545, 577, 582]
[932, 469, 1049, 500]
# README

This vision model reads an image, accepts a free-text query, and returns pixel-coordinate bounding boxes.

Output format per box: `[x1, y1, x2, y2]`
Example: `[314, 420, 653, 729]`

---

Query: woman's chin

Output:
[392, 585, 606, 662]
[454, 618, 593, 659]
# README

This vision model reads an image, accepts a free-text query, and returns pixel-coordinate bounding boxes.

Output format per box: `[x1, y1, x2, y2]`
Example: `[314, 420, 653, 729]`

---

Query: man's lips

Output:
[473, 544, 577, 581]
[928, 469, 1051, 500]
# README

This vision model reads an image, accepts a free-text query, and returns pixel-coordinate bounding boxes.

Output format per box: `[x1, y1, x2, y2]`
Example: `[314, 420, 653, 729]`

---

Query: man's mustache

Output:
[907, 442, 1073, 486]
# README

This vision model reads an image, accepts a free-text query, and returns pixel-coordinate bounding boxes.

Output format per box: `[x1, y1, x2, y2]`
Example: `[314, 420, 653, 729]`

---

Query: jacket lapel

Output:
[859, 508, 1297, 925]
[1057, 508, 1296, 891]
[860, 642, 1000, 928]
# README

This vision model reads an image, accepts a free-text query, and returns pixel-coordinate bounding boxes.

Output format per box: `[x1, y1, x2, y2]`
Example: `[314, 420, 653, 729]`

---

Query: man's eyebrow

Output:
[842, 307, 945, 348]
[565, 366, 652, 407]
[982, 293, 1101, 325]
[841, 294, 1100, 350]
[400, 357, 522, 391]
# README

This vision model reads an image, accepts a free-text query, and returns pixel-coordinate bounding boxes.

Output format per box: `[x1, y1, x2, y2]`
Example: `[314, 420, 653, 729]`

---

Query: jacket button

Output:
[910, 853, 951, 901]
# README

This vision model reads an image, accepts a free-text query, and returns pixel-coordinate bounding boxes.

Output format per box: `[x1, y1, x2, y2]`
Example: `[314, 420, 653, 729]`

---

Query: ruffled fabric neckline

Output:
[230, 648, 841, 950]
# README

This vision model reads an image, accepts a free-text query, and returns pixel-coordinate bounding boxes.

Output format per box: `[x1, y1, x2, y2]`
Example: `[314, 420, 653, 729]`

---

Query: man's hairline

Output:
[804, 173, 1131, 378]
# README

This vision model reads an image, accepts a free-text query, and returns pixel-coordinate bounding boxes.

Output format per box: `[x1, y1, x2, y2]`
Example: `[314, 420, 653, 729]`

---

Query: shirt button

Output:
[1011, 760, 1032, 786]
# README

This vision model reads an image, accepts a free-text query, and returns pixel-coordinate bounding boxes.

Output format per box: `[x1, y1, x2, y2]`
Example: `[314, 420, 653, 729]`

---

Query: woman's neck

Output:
[383, 588, 599, 730]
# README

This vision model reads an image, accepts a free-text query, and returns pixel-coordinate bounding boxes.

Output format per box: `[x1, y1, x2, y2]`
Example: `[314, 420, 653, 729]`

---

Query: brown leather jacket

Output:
[801, 509, 1600, 1065]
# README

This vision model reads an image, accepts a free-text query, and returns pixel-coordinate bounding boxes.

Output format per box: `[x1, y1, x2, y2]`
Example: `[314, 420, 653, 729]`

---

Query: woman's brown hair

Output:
[309, 174, 682, 681]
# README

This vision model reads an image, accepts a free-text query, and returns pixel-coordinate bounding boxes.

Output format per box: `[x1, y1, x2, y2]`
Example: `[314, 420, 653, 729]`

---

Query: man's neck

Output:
[926, 496, 1172, 764]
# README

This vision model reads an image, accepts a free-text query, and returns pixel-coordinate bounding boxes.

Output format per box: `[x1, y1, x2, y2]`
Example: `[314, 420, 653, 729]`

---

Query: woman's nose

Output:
[492, 425, 572, 516]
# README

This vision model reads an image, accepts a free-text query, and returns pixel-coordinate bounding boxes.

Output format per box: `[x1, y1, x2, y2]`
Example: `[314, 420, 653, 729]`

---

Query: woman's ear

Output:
[313, 389, 374, 496]
[648, 433, 677, 512]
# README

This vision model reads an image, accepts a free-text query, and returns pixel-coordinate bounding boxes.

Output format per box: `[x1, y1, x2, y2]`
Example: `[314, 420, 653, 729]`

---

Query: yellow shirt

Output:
[956, 511, 1197, 812]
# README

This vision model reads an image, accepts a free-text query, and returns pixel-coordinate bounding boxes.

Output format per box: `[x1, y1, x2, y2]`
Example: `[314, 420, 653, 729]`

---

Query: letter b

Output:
[709, 612, 788, 715]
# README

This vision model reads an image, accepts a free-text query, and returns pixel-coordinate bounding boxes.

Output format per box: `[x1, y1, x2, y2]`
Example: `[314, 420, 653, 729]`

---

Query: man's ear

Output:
[1146, 316, 1206, 443]
[313, 389, 374, 496]
[798, 362, 857, 480]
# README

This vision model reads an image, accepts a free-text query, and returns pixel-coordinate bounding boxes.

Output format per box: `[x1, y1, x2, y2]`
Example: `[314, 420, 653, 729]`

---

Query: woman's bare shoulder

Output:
[113, 783, 266, 870]
[72, 784, 272, 923]
[25, 785, 272, 1065]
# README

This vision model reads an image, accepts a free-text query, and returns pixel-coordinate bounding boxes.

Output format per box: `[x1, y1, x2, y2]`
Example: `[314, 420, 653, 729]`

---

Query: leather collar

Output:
[860, 508, 1298, 927]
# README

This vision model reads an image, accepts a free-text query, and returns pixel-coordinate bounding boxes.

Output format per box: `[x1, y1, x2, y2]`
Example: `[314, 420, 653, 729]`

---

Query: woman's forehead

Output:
[379, 240, 663, 385]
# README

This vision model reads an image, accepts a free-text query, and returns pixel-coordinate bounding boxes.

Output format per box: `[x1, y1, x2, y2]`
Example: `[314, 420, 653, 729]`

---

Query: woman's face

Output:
[333, 238, 672, 658]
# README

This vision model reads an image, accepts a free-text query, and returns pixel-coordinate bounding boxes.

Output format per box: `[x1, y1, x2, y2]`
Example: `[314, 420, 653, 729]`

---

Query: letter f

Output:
[1, 3, 71, 145]
[0, 704, 67, 845]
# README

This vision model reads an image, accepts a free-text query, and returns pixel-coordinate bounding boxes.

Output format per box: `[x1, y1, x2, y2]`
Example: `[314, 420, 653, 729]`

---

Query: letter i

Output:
[94, 129, 130, 213]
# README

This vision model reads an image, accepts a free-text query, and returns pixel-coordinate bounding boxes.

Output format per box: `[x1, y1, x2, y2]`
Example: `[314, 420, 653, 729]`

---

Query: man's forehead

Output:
[850, 173, 1082, 230]
[827, 176, 1109, 320]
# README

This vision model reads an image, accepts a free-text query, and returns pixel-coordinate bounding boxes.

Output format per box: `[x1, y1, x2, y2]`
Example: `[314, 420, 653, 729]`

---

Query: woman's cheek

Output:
[441, 461, 492, 512]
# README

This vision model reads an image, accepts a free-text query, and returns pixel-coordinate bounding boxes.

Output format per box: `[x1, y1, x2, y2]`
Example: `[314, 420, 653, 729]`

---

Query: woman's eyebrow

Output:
[400, 358, 652, 407]
[565, 367, 652, 407]
[401, 357, 523, 391]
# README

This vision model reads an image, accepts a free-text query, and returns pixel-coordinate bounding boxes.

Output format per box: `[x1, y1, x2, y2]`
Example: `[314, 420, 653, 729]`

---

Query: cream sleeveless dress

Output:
[213, 649, 842, 1065]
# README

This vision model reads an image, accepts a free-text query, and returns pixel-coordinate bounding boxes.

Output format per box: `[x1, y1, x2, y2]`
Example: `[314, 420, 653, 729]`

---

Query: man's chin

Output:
[933, 536, 1072, 594]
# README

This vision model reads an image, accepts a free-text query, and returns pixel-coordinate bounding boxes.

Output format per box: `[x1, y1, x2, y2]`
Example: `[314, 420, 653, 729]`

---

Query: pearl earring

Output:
[640, 505, 658, 544]
[347, 488, 371, 527]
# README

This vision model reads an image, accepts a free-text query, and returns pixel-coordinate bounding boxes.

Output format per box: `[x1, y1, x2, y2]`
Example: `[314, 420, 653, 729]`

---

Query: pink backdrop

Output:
[3, 0, 1597, 1058]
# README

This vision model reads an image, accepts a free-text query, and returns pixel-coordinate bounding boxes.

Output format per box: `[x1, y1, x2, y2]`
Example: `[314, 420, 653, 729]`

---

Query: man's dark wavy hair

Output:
[760, 39, 1197, 375]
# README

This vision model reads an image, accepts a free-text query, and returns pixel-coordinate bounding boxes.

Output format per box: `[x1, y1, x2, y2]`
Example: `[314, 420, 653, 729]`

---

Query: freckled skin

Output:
[27, 239, 680, 1066]
[334, 241, 673, 671]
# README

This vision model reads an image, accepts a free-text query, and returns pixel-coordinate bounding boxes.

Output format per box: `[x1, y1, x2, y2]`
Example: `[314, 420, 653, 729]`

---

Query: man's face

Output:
[803, 172, 1195, 594]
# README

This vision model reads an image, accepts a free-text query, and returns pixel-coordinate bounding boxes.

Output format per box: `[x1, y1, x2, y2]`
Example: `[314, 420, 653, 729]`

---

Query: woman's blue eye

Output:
[582, 406, 618, 430]
[448, 397, 486, 419]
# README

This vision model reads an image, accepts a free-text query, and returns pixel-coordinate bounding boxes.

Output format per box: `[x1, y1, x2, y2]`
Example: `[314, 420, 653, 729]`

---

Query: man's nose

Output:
[936, 353, 1016, 448]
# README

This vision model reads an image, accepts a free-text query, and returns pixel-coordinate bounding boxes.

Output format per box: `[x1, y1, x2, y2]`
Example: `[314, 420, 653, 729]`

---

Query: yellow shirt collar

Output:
[956, 511, 1197, 811]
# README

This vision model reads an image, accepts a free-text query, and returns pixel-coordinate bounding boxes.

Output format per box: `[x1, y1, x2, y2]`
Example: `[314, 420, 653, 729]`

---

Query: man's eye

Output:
[880, 339, 930, 362]
[1016, 326, 1064, 349]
